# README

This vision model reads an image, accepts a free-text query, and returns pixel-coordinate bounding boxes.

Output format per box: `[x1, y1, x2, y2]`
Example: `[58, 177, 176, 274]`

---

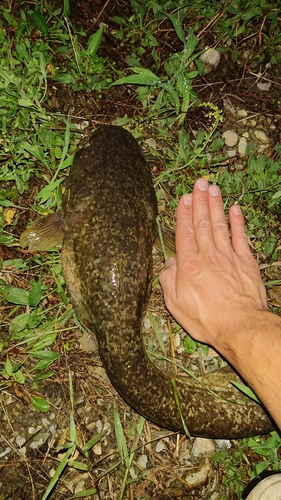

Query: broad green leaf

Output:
[241, 7, 262, 21]
[5, 356, 13, 376]
[32, 350, 60, 360]
[183, 335, 196, 355]
[32, 370, 54, 381]
[31, 333, 57, 351]
[165, 12, 186, 45]
[13, 369, 25, 384]
[27, 9, 48, 34]
[34, 355, 60, 370]
[55, 73, 76, 84]
[20, 141, 47, 164]
[18, 98, 36, 108]
[29, 280, 42, 307]
[9, 312, 30, 335]
[2, 286, 29, 305]
[31, 396, 50, 412]
[113, 67, 161, 87]
[87, 26, 104, 57]
[36, 178, 64, 203]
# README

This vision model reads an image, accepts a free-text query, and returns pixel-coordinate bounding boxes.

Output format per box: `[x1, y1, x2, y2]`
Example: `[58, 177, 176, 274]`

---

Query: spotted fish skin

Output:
[61, 126, 274, 438]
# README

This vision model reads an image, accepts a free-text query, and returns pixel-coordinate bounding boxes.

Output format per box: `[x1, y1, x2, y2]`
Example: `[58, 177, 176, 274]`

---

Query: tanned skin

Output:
[159, 178, 281, 428]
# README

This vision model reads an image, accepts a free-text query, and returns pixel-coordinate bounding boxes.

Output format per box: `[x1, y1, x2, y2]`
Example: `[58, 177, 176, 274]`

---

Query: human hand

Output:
[159, 178, 267, 347]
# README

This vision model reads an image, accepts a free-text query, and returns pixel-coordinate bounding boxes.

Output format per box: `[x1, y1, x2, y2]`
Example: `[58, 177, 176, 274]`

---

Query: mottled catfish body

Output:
[20, 126, 274, 437]
[59, 126, 274, 438]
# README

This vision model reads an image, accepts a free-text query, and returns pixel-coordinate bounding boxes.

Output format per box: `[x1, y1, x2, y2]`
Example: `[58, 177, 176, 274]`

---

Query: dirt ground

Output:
[1, 1, 281, 499]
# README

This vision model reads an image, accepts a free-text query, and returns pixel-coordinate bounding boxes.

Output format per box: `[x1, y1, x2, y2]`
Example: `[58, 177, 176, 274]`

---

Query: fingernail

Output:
[209, 184, 220, 196]
[232, 204, 242, 216]
[183, 193, 192, 205]
[197, 178, 208, 191]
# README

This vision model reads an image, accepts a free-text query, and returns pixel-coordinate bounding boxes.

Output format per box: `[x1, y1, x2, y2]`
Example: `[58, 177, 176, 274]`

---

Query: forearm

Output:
[216, 310, 281, 428]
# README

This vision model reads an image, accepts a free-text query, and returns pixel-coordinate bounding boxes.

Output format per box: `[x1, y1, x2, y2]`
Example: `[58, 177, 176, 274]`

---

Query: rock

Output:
[215, 439, 232, 450]
[238, 137, 247, 156]
[192, 437, 215, 458]
[199, 48, 220, 72]
[235, 164, 244, 171]
[222, 130, 238, 147]
[257, 80, 272, 91]
[155, 441, 165, 453]
[237, 109, 248, 119]
[137, 454, 148, 469]
[254, 130, 270, 144]
[185, 458, 211, 488]
[227, 149, 237, 158]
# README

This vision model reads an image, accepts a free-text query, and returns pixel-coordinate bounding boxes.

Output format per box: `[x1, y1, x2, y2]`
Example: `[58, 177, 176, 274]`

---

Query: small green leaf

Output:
[9, 312, 30, 335]
[34, 355, 60, 370]
[36, 178, 64, 204]
[29, 280, 42, 307]
[32, 370, 54, 381]
[2, 286, 29, 305]
[31, 396, 50, 412]
[87, 26, 104, 57]
[112, 67, 161, 87]
[183, 335, 196, 355]
[27, 9, 48, 34]
[5, 356, 13, 376]
[13, 369, 25, 384]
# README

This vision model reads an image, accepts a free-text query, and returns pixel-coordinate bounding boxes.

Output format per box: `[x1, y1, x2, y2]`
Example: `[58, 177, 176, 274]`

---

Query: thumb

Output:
[159, 257, 177, 292]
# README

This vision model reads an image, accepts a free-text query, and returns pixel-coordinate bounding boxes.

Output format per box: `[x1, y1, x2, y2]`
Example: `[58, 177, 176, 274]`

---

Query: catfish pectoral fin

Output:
[20, 211, 65, 251]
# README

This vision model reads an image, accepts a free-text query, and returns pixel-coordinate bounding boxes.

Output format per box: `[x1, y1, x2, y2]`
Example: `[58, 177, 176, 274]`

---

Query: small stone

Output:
[173, 332, 181, 348]
[155, 441, 165, 453]
[192, 437, 215, 458]
[137, 454, 148, 469]
[222, 130, 238, 147]
[242, 131, 249, 138]
[143, 317, 151, 329]
[227, 149, 236, 158]
[199, 48, 220, 72]
[237, 109, 248, 119]
[80, 331, 97, 351]
[215, 439, 231, 450]
[250, 119, 257, 127]
[257, 80, 272, 91]
[93, 442, 102, 455]
[254, 130, 270, 144]
[16, 436, 26, 447]
[238, 137, 247, 156]
[235, 164, 244, 171]
[185, 458, 210, 488]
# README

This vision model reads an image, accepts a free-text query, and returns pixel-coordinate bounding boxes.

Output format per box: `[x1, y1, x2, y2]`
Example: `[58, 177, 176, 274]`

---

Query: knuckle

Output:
[196, 218, 211, 229]
[178, 224, 195, 239]
[212, 220, 228, 231]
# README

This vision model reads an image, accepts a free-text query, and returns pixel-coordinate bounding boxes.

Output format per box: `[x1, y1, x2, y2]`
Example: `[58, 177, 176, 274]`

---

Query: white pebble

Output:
[192, 437, 215, 458]
[254, 130, 270, 144]
[199, 48, 220, 72]
[222, 130, 238, 147]
[155, 441, 166, 453]
[237, 109, 248, 119]
[238, 137, 247, 156]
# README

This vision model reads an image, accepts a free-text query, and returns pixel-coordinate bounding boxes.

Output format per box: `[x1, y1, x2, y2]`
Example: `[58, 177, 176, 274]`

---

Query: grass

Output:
[0, 0, 281, 498]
